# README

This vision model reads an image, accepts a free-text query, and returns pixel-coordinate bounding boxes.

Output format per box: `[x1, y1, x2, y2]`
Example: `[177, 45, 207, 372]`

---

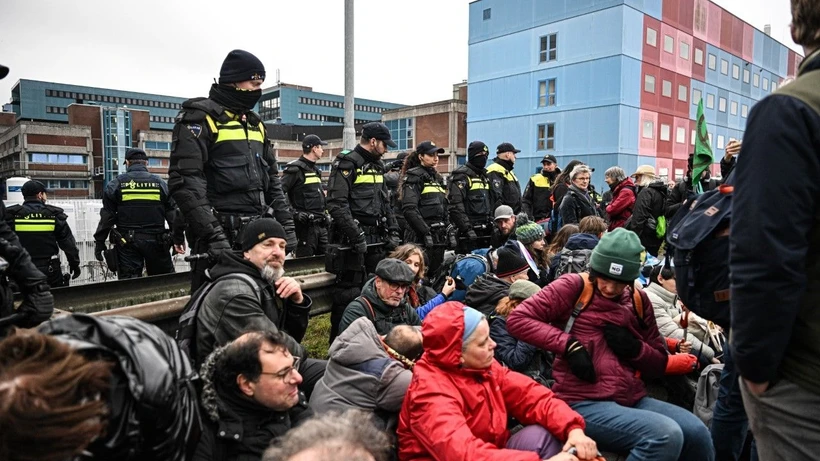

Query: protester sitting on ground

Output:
[465, 246, 532, 317]
[263, 411, 393, 461]
[547, 218, 603, 284]
[0, 315, 200, 461]
[546, 224, 580, 260]
[603, 167, 636, 231]
[559, 165, 598, 226]
[339, 258, 421, 335]
[389, 244, 455, 320]
[398, 301, 599, 461]
[491, 280, 553, 386]
[196, 331, 310, 461]
[309, 318, 422, 430]
[507, 228, 712, 461]
[508, 213, 551, 286]
[644, 263, 719, 366]
[625, 166, 667, 257]
[492, 205, 518, 248]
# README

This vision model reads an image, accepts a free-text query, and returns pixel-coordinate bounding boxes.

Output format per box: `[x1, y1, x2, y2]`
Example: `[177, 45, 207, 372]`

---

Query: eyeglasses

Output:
[575, 177, 591, 181]
[384, 280, 410, 293]
[260, 356, 301, 383]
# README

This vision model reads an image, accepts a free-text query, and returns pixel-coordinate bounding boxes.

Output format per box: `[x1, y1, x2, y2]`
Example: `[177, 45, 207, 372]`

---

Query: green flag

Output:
[693, 98, 713, 194]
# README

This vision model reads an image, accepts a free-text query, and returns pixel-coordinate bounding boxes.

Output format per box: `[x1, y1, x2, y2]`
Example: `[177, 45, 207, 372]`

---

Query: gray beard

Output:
[260, 264, 285, 284]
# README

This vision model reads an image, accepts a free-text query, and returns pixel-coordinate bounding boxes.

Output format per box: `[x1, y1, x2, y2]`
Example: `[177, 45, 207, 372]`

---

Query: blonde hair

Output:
[389, 244, 427, 282]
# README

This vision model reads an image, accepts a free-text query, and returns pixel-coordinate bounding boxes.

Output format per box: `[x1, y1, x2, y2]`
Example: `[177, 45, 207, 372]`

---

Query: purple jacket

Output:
[506, 275, 668, 407]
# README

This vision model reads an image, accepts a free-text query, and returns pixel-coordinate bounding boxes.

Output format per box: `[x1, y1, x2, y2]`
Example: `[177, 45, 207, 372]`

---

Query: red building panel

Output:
[674, 75, 691, 118]
[742, 23, 755, 62]
[672, 159, 689, 180]
[660, 23, 678, 71]
[656, 159, 674, 182]
[676, 30, 694, 78]
[706, 2, 721, 46]
[719, 10, 734, 52]
[731, 16, 744, 57]
[639, 110, 659, 157]
[692, 0, 708, 41]
[641, 62, 661, 113]
[692, 37, 707, 81]
[788, 50, 796, 76]
[656, 113, 675, 159]
[658, 67, 678, 114]
[678, 0, 695, 35]
[673, 116, 691, 159]
[643, 15, 662, 67]
[663, 0, 680, 28]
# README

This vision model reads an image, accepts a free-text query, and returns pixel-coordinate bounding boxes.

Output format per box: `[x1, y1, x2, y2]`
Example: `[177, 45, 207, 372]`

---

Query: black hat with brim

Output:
[416, 141, 445, 155]
[362, 122, 397, 148]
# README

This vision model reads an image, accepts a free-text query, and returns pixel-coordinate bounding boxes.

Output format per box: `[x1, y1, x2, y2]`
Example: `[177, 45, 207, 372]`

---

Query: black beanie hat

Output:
[495, 247, 530, 279]
[241, 218, 286, 251]
[219, 50, 266, 84]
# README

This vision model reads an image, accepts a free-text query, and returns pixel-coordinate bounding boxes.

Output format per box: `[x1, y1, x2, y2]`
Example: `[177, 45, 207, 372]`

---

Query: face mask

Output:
[209, 84, 262, 112]
[469, 155, 488, 169]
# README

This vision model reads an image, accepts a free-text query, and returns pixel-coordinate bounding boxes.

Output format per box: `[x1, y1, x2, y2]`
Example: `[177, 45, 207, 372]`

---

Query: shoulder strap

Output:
[176, 273, 262, 345]
[564, 273, 593, 334]
[631, 282, 645, 322]
[357, 296, 377, 322]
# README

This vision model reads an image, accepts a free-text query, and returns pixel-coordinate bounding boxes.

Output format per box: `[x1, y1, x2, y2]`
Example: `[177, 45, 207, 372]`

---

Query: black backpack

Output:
[666, 184, 733, 330]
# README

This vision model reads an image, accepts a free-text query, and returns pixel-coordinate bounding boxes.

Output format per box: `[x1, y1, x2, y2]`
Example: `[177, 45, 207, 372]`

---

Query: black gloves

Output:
[603, 324, 642, 360]
[386, 232, 401, 251]
[424, 234, 435, 248]
[207, 227, 232, 260]
[70, 265, 81, 280]
[565, 338, 597, 383]
[17, 284, 54, 328]
[466, 230, 478, 241]
[94, 241, 106, 262]
[283, 224, 298, 253]
[295, 211, 311, 224]
[353, 233, 368, 254]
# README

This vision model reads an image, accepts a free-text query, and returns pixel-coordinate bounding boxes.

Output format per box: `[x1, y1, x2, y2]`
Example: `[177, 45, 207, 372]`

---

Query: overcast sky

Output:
[0, 0, 799, 107]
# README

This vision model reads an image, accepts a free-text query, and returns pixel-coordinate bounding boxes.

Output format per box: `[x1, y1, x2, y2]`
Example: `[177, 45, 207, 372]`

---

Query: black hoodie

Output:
[465, 274, 511, 317]
[625, 180, 668, 255]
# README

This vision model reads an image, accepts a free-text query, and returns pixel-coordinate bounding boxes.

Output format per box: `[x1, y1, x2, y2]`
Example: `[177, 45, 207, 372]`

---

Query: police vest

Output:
[486, 162, 519, 183]
[285, 159, 325, 214]
[8, 204, 59, 260]
[115, 173, 166, 233]
[202, 110, 270, 214]
[453, 167, 492, 221]
[339, 150, 389, 224]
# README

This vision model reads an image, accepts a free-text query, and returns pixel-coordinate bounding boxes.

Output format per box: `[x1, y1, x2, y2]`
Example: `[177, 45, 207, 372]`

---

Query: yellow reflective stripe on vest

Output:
[487, 163, 518, 182]
[467, 177, 489, 190]
[204, 114, 218, 135]
[213, 120, 265, 144]
[122, 189, 161, 201]
[421, 183, 445, 194]
[304, 173, 321, 185]
[14, 218, 55, 232]
[530, 174, 551, 188]
[353, 173, 384, 184]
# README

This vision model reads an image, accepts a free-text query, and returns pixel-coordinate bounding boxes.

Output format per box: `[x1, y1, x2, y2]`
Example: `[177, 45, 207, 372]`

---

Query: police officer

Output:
[522, 154, 560, 222]
[326, 122, 401, 343]
[93, 148, 178, 279]
[448, 141, 494, 253]
[281, 134, 329, 257]
[384, 151, 408, 237]
[168, 49, 296, 291]
[5, 181, 81, 287]
[487, 142, 523, 214]
[398, 141, 448, 277]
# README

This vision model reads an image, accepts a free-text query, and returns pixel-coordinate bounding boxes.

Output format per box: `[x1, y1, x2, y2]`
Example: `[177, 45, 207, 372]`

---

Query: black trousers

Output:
[328, 239, 385, 345]
[294, 223, 328, 257]
[34, 259, 67, 288]
[117, 238, 174, 279]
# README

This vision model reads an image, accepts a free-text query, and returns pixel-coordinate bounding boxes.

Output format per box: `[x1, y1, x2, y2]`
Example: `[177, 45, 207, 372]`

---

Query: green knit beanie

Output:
[515, 213, 545, 245]
[509, 280, 541, 300]
[589, 228, 646, 282]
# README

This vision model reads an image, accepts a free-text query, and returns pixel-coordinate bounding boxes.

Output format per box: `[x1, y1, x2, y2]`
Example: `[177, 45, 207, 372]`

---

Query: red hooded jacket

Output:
[605, 177, 636, 231]
[397, 301, 585, 461]
[506, 275, 668, 407]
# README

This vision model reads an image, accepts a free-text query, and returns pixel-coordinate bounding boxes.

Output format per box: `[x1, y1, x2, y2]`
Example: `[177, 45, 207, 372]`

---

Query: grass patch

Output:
[302, 313, 331, 360]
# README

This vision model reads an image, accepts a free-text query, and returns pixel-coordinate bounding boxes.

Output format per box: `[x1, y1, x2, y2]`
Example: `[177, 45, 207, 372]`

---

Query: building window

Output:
[732, 64, 740, 79]
[741, 104, 749, 117]
[538, 79, 556, 107]
[691, 130, 697, 145]
[730, 101, 738, 115]
[706, 93, 715, 109]
[660, 124, 671, 141]
[646, 28, 657, 46]
[539, 34, 558, 62]
[144, 141, 171, 150]
[680, 42, 690, 60]
[147, 158, 169, 167]
[663, 35, 674, 53]
[771, 80, 778, 91]
[28, 153, 87, 164]
[662, 80, 672, 97]
[483, 8, 491, 20]
[537, 123, 556, 150]
[721, 59, 729, 75]
[385, 118, 414, 150]
[695, 48, 704, 65]
[676, 126, 686, 144]
[46, 180, 88, 190]
[678, 84, 688, 102]
[644, 74, 656, 93]
[762, 77, 769, 91]
[693, 88, 702, 104]
[743, 68, 750, 83]
[708, 53, 717, 70]
[717, 135, 725, 149]
[642, 120, 654, 139]
[718, 97, 727, 112]
[753, 73, 760, 87]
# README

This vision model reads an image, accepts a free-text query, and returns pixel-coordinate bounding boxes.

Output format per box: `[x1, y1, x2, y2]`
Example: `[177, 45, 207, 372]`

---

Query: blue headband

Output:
[462, 306, 484, 344]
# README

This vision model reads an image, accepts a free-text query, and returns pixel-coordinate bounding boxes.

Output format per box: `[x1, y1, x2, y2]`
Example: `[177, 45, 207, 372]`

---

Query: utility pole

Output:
[343, 0, 355, 150]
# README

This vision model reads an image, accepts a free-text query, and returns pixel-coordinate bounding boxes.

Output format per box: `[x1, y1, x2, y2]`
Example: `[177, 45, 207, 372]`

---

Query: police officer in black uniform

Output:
[5, 181, 81, 287]
[448, 141, 494, 253]
[168, 49, 296, 292]
[398, 141, 449, 277]
[93, 148, 178, 279]
[522, 154, 560, 222]
[384, 151, 408, 237]
[325, 122, 401, 343]
[486, 142, 523, 214]
[281, 134, 329, 257]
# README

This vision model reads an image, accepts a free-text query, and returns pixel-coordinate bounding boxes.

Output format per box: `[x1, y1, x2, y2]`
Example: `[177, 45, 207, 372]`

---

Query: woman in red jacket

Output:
[506, 228, 713, 461]
[397, 301, 598, 461]
[603, 167, 636, 231]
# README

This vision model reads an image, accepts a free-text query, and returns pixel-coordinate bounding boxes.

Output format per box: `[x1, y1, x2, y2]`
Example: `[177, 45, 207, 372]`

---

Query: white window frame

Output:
[717, 135, 725, 149]
[660, 124, 671, 141]
[692, 88, 702, 104]
[680, 42, 690, 60]
[753, 73, 760, 87]
[662, 80, 672, 97]
[730, 101, 738, 115]
[691, 130, 697, 146]
[706, 93, 715, 109]
[708, 53, 717, 70]
[676, 126, 686, 144]
[664, 35, 674, 53]
[719, 97, 727, 112]
[743, 68, 750, 83]
[695, 48, 704, 65]
[771, 80, 778, 92]
[646, 28, 657, 47]
[763, 77, 769, 91]
[741, 104, 749, 117]
[732, 64, 740, 79]
[678, 84, 688, 102]
[721, 59, 729, 75]
[642, 120, 655, 139]
[645, 74, 656, 93]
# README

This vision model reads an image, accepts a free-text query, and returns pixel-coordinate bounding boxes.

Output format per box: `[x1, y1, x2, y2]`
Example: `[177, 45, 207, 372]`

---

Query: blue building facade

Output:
[467, 0, 800, 190]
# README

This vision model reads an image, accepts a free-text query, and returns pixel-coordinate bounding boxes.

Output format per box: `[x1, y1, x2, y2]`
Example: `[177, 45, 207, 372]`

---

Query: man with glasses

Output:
[197, 330, 311, 460]
[338, 258, 421, 335]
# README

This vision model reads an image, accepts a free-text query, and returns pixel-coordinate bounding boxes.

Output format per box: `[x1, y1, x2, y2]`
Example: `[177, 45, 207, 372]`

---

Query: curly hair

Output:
[0, 330, 113, 461]
[791, 0, 820, 49]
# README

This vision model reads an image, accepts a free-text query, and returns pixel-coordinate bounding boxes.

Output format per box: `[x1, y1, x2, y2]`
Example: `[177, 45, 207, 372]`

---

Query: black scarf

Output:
[209, 84, 261, 113]
[468, 155, 488, 169]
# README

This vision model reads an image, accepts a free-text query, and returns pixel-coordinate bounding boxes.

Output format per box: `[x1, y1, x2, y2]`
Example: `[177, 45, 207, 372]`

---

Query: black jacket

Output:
[522, 168, 560, 221]
[37, 314, 201, 461]
[168, 97, 294, 246]
[626, 180, 668, 255]
[465, 274, 511, 318]
[195, 251, 311, 367]
[559, 185, 598, 225]
[487, 158, 522, 213]
[448, 163, 493, 233]
[338, 277, 421, 335]
[664, 176, 719, 218]
[401, 166, 448, 237]
[5, 200, 80, 268]
[281, 156, 326, 215]
[94, 163, 176, 241]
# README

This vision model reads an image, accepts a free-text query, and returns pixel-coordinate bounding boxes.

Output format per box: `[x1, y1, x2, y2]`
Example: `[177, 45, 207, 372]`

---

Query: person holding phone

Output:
[389, 244, 455, 320]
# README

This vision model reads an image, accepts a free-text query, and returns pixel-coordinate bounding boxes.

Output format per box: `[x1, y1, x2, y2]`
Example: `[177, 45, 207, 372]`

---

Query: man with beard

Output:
[338, 258, 421, 336]
[169, 49, 296, 292]
[194, 218, 325, 398]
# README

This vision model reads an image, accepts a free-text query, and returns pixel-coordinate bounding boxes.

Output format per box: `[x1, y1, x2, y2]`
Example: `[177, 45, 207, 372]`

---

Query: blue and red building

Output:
[467, 0, 801, 189]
